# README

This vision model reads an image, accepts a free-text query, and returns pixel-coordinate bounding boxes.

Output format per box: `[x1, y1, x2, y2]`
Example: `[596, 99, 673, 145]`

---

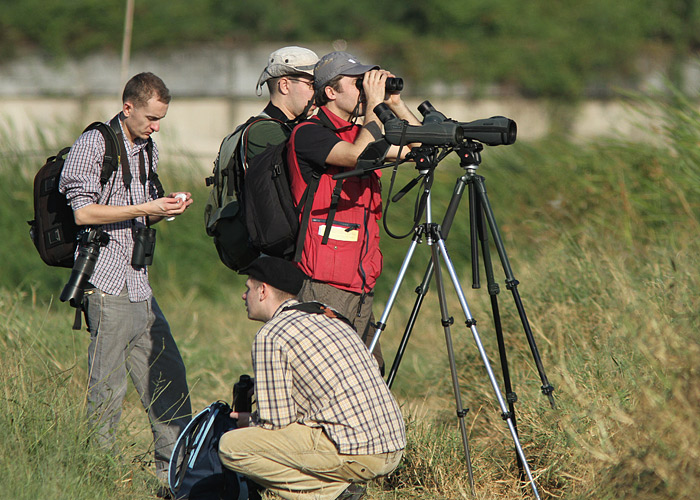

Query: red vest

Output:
[287, 107, 382, 293]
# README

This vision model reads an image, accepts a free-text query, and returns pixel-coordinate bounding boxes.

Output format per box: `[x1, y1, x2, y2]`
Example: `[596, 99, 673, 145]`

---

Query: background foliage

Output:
[3, 0, 700, 98]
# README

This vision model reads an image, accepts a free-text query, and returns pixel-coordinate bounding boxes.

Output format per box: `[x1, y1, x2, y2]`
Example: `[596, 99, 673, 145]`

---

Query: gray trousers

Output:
[84, 286, 192, 478]
[297, 279, 384, 372]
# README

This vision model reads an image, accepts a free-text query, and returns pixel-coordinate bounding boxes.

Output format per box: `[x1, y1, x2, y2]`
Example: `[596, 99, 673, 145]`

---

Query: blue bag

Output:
[168, 401, 247, 500]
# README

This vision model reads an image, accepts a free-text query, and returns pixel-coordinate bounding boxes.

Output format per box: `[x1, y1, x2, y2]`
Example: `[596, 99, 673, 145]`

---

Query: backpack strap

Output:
[293, 171, 320, 262]
[310, 112, 347, 246]
[82, 120, 120, 187]
[321, 179, 344, 246]
[145, 139, 165, 198]
[107, 116, 164, 198]
[282, 301, 355, 330]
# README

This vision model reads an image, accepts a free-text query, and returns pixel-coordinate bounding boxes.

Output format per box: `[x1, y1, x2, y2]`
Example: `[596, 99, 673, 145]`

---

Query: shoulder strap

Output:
[83, 120, 120, 187]
[293, 171, 320, 262]
[224, 114, 273, 198]
[240, 113, 288, 171]
[145, 139, 165, 198]
[282, 301, 355, 330]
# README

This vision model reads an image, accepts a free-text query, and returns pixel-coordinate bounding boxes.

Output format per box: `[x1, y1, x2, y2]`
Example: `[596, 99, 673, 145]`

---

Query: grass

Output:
[1, 89, 699, 499]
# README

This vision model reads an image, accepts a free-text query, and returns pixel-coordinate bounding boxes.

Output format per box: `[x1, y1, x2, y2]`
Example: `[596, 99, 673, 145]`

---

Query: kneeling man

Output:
[219, 256, 405, 500]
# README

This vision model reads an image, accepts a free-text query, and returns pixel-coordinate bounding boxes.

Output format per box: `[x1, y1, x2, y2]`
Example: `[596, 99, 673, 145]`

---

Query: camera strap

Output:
[110, 118, 165, 228]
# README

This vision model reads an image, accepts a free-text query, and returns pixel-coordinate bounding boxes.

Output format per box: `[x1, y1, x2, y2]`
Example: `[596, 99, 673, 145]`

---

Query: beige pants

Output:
[218, 423, 402, 500]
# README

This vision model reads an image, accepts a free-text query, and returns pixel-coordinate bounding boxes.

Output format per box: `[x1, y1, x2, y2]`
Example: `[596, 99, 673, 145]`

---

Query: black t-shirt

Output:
[292, 117, 345, 184]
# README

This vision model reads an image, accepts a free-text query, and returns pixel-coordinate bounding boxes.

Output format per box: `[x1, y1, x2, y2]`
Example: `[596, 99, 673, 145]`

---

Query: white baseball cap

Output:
[256, 46, 319, 93]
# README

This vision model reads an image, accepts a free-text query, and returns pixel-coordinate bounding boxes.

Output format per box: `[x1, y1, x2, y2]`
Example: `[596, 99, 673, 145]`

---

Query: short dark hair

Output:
[315, 74, 344, 107]
[122, 72, 171, 107]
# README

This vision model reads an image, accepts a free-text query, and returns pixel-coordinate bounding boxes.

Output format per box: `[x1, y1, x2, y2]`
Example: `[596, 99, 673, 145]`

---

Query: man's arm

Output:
[324, 70, 388, 168]
[73, 194, 191, 226]
[325, 70, 421, 167]
[250, 330, 296, 430]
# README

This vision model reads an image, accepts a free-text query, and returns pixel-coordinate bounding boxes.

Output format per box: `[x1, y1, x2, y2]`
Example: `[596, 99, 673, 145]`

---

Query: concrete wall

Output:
[0, 95, 655, 171]
[0, 46, 660, 171]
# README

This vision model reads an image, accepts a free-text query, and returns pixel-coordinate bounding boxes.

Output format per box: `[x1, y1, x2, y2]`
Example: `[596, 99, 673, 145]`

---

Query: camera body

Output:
[356, 77, 404, 93]
[60, 227, 110, 307]
[132, 226, 156, 267]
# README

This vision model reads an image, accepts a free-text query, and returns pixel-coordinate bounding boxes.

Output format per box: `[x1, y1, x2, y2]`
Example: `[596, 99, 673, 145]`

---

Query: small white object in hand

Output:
[166, 193, 187, 221]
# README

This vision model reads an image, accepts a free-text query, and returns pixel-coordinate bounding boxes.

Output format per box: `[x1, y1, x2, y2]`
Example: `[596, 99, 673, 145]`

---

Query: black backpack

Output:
[29, 118, 164, 269]
[28, 122, 120, 268]
[168, 401, 246, 500]
[203, 116, 320, 270]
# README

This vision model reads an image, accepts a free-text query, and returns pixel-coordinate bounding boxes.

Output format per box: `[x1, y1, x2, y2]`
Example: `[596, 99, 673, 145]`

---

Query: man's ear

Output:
[278, 77, 291, 96]
[258, 282, 269, 301]
[123, 101, 134, 117]
[324, 85, 337, 102]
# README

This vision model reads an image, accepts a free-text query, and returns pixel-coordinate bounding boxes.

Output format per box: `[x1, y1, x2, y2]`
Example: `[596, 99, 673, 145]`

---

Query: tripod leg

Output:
[474, 190, 523, 473]
[433, 230, 541, 500]
[368, 228, 424, 354]
[386, 259, 433, 388]
[430, 242, 475, 495]
[384, 176, 470, 387]
[473, 175, 556, 409]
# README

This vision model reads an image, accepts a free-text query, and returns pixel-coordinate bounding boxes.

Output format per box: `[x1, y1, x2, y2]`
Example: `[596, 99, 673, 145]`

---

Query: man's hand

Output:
[148, 192, 193, 223]
[361, 69, 390, 113]
[73, 192, 193, 225]
[230, 411, 252, 428]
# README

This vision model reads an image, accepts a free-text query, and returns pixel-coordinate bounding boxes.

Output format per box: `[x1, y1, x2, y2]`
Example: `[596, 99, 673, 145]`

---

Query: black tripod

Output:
[368, 141, 552, 499]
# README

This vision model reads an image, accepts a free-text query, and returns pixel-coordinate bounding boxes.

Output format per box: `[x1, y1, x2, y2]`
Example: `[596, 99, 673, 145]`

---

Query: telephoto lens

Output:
[355, 77, 404, 92]
[60, 228, 110, 306]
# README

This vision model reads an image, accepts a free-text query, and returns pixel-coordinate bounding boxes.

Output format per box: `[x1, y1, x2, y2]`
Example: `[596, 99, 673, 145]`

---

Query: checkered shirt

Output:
[58, 115, 160, 302]
[251, 300, 406, 455]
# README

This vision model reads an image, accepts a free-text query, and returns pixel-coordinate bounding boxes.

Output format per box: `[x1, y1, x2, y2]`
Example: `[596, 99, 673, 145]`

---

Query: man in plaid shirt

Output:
[218, 256, 405, 500]
[59, 72, 192, 486]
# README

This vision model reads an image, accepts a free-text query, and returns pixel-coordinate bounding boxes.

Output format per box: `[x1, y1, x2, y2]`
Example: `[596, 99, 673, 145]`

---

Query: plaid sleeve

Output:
[58, 129, 106, 210]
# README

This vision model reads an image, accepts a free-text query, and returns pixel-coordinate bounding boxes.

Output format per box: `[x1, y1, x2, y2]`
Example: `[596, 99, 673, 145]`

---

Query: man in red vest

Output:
[286, 51, 421, 372]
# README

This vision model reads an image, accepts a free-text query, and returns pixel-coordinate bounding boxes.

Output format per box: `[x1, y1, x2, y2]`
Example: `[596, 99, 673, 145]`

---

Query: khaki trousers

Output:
[218, 423, 402, 500]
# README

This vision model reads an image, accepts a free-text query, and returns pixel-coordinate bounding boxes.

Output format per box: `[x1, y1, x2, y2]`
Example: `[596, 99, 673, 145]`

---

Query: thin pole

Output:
[120, 0, 135, 88]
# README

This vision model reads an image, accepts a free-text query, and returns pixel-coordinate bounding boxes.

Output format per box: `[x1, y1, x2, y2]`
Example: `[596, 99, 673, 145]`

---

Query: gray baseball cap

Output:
[256, 46, 319, 93]
[313, 51, 379, 90]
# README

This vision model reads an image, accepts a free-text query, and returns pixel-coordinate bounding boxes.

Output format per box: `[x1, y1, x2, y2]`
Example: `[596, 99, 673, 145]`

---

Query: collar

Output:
[263, 102, 292, 124]
[271, 298, 299, 319]
[317, 106, 355, 133]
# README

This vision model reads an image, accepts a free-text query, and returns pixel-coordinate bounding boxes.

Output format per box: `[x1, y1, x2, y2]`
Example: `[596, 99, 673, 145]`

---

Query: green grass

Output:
[2, 90, 700, 499]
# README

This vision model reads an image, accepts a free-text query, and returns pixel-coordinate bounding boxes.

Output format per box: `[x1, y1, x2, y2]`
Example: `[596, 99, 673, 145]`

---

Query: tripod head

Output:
[455, 140, 484, 171]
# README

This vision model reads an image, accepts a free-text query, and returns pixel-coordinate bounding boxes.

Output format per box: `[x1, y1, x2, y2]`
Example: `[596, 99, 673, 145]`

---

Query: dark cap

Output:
[313, 51, 379, 90]
[239, 256, 306, 295]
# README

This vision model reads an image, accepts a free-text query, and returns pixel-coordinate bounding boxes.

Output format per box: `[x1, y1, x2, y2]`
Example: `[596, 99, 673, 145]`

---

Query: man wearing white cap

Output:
[242, 45, 319, 161]
[286, 51, 421, 372]
[206, 46, 319, 270]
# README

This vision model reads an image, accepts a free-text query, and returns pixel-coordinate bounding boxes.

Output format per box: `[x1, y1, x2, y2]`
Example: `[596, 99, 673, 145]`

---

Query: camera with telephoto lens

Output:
[60, 227, 110, 307]
[356, 76, 404, 93]
[232, 374, 254, 413]
[131, 226, 156, 267]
